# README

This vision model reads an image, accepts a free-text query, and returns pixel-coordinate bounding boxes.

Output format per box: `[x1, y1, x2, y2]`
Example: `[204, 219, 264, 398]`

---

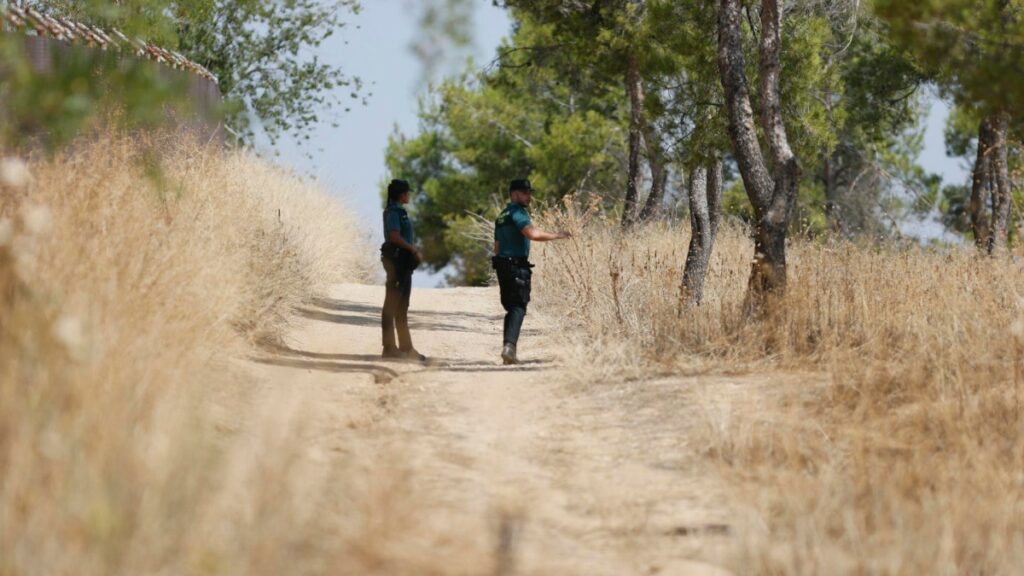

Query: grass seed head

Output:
[0, 156, 32, 190]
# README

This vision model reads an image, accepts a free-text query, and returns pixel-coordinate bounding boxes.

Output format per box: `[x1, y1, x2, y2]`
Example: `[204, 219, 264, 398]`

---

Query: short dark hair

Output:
[387, 179, 411, 202]
[509, 178, 533, 195]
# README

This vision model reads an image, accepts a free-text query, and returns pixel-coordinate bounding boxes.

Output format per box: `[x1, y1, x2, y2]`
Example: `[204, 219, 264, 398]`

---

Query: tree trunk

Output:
[681, 162, 723, 306]
[749, 217, 788, 300]
[718, 0, 800, 309]
[969, 112, 1013, 254]
[822, 73, 843, 238]
[682, 167, 710, 305]
[823, 152, 843, 237]
[970, 116, 995, 250]
[708, 161, 723, 241]
[637, 88, 670, 224]
[718, 0, 773, 208]
[621, 53, 645, 229]
[638, 145, 671, 222]
[757, 0, 801, 228]
[989, 111, 1012, 254]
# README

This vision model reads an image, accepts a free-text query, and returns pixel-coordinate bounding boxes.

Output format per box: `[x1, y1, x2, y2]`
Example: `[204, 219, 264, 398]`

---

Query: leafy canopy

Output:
[384, 15, 627, 285]
[4, 0, 366, 147]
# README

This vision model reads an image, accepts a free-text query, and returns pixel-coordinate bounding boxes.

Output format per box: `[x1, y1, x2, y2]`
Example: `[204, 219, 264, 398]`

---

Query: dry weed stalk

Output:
[534, 208, 1024, 574]
[0, 132, 396, 575]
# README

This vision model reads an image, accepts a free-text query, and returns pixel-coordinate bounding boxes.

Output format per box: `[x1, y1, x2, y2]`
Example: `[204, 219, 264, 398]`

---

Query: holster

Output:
[381, 242, 420, 272]
[493, 256, 533, 305]
[491, 256, 533, 271]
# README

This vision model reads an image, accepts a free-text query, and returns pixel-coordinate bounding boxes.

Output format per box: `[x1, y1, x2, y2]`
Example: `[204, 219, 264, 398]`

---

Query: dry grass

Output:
[6, 132, 1023, 574]
[533, 202, 1024, 574]
[0, 132, 386, 575]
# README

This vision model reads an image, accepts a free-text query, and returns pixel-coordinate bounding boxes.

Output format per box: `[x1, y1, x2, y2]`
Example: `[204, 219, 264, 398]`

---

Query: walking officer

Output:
[380, 178, 426, 362]
[492, 179, 571, 365]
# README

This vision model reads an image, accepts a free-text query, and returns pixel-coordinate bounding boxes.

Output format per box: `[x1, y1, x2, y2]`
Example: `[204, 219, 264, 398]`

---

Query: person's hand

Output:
[558, 231, 572, 240]
[412, 249, 423, 264]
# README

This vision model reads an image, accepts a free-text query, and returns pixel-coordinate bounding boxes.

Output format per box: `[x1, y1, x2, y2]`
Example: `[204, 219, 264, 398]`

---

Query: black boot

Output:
[501, 343, 518, 365]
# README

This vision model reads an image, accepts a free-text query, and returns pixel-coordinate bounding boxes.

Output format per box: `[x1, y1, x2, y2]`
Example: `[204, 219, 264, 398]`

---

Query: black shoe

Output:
[501, 343, 518, 365]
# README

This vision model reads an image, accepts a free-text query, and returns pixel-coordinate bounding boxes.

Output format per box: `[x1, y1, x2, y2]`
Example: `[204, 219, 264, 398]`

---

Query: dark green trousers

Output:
[494, 258, 532, 346]
[381, 256, 413, 351]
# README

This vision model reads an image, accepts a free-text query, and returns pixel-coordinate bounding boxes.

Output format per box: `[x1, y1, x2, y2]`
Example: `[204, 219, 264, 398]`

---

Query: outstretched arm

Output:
[522, 225, 571, 242]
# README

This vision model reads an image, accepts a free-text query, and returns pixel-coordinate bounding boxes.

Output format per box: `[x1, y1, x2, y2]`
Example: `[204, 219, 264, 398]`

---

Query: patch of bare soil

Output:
[246, 283, 738, 575]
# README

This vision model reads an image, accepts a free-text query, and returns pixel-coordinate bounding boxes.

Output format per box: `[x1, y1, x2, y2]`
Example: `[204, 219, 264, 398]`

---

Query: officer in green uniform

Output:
[380, 179, 426, 362]
[492, 179, 571, 365]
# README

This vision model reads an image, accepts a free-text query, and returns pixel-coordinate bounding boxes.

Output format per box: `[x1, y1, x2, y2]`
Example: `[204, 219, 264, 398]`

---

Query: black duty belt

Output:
[492, 256, 531, 267]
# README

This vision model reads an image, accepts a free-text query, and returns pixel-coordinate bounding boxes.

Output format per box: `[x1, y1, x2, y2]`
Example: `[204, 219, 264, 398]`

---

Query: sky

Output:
[267, 0, 511, 287]
[908, 96, 966, 242]
[266, 1, 970, 284]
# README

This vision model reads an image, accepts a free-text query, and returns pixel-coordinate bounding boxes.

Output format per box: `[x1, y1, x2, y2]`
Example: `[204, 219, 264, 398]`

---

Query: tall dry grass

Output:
[533, 203, 1024, 574]
[0, 133, 384, 575]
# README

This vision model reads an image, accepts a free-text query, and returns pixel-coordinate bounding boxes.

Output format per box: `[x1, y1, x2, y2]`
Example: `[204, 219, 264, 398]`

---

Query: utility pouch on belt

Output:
[381, 242, 420, 271]
[381, 242, 400, 260]
[493, 257, 532, 304]
[514, 266, 532, 304]
[491, 256, 534, 270]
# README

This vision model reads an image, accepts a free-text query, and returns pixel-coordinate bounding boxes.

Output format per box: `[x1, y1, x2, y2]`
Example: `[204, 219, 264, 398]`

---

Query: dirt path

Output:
[249, 284, 735, 575]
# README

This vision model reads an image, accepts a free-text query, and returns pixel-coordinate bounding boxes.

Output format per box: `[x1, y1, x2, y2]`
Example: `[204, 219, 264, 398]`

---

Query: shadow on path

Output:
[252, 353, 548, 381]
[300, 296, 545, 340]
[297, 307, 482, 334]
[253, 295, 556, 383]
[417, 357, 554, 374]
[265, 342, 457, 366]
[312, 297, 502, 322]
[252, 357, 399, 384]
[264, 344, 395, 364]
[436, 365, 548, 374]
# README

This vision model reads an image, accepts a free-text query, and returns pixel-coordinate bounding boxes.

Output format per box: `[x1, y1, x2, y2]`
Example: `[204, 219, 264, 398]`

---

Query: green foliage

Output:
[874, 0, 1024, 113]
[1, 1, 194, 149]
[19, 0, 194, 46]
[3, 0, 365, 148]
[779, 12, 838, 166]
[793, 2, 928, 238]
[384, 17, 627, 285]
[722, 177, 754, 223]
[794, 179, 829, 236]
[442, 215, 494, 285]
[940, 183, 972, 235]
[938, 101, 1024, 240]
[390, 0, 1024, 288]
[644, 1, 729, 167]
[412, 0, 474, 80]
[502, 0, 647, 77]
[177, 0, 365, 145]
[944, 103, 982, 158]
[837, 22, 923, 147]
[651, 1, 925, 237]
[386, 1, 950, 284]
[865, 122, 944, 225]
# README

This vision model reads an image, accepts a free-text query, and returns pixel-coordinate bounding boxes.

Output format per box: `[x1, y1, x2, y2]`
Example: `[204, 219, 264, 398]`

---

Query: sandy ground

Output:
[247, 283, 736, 575]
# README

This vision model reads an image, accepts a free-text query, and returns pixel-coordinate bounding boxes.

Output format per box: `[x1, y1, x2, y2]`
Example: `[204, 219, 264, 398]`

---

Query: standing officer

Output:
[492, 179, 571, 365]
[381, 179, 426, 362]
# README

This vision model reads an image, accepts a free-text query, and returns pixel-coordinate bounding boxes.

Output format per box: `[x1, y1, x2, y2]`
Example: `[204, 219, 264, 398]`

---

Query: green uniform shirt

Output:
[494, 202, 532, 258]
[383, 202, 414, 244]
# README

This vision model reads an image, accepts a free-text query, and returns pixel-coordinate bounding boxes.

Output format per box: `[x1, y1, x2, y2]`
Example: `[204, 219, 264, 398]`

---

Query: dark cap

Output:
[387, 178, 411, 201]
[509, 178, 533, 194]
